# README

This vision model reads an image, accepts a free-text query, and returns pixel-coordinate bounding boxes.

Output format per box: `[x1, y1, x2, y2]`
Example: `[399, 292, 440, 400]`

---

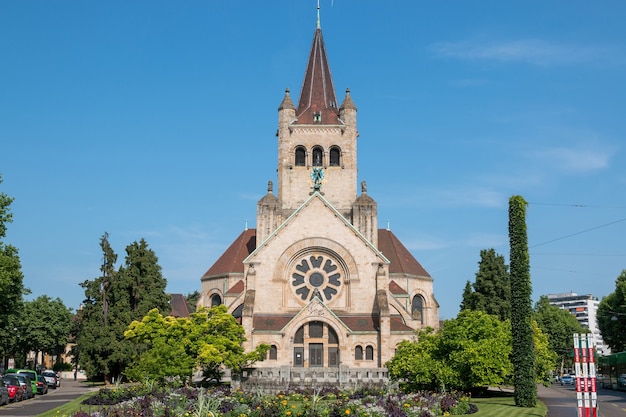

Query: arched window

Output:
[365, 345, 374, 360]
[269, 345, 277, 360]
[295, 146, 306, 166]
[294, 326, 304, 344]
[309, 321, 323, 338]
[210, 294, 222, 307]
[355, 345, 363, 360]
[329, 146, 341, 166]
[412, 294, 425, 322]
[232, 304, 244, 324]
[312, 147, 323, 166]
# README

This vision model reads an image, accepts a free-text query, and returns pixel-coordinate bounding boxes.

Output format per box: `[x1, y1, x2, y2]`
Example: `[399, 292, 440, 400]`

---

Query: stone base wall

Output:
[234, 366, 389, 393]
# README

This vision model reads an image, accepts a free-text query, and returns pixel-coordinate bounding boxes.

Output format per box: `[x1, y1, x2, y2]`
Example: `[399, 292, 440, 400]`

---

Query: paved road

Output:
[0, 379, 97, 417]
[538, 383, 626, 417]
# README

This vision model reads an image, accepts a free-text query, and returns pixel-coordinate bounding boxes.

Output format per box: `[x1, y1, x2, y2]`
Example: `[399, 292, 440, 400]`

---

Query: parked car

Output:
[15, 375, 33, 399]
[0, 378, 9, 405]
[561, 374, 574, 385]
[36, 376, 48, 395]
[1, 376, 24, 403]
[41, 370, 59, 388]
[5, 369, 38, 395]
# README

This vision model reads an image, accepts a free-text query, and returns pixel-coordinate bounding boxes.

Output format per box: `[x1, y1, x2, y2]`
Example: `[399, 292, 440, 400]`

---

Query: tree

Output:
[0, 175, 27, 366]
[76, 233, 118, 383]
[534, 295, 585, 368]
[597, 270, 626, 352]
[387, 311, 513, 392]
[124, 306, 269, 383]
[21, 296, 73, 369]
[186, 290, 200, 313]
[509, 195, 536, 407]
[461, 248, 511, 321]
[76, 234, 170, 384]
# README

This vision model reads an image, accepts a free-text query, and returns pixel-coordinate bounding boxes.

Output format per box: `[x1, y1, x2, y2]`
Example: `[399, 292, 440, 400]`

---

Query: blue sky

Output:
[1, 1, 625, 320]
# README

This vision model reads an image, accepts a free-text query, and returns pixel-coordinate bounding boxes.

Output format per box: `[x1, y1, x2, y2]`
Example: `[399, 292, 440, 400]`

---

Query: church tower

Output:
[199, 5, 438, 386]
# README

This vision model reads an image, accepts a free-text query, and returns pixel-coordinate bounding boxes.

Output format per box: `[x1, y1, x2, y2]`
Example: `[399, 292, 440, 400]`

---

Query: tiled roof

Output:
[251, 314, 415, 334]
[378, 229, 431, 278]
[203, 229, 430, 280]
[225, 280, 245, 295]
[389, 280, 408, 295]
[295, 25, 340, 125]
[168, 293, 190, 318]
[201, 229, 256, 278]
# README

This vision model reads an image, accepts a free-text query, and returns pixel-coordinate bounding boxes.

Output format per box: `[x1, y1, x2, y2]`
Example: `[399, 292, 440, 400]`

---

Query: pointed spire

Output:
[295, 3, 340, 125]
[278, 88, 296, 111]
[339, 88, 357, 111]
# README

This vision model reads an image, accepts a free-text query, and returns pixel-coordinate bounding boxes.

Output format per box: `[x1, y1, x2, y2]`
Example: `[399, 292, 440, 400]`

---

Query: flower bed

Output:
[75, 384, 475, 417]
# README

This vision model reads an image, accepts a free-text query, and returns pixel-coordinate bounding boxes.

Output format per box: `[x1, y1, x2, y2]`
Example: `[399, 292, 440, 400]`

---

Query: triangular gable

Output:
[277, 296, 353, 334]
[244, 192, 389, 264]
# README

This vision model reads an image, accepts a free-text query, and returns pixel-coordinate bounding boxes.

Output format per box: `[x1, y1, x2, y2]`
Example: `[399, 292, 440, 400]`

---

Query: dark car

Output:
[0, 378, 9, 405]
[36, 375, 48, 395]
[41, 370, 59, 388]
[1, 376, 24, 403]
[15, 375, 33, 399]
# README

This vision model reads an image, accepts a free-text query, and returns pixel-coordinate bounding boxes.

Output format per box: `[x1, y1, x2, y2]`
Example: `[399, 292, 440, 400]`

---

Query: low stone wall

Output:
[236, 366, 389, 393]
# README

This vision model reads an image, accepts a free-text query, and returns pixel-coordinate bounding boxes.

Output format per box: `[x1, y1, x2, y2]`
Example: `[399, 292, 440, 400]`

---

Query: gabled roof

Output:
[245, 192, 388, 264]
[225, 280, 245, 295]
[201, 229, 256, 278]
[378, 229, 431, 278]
[168, 293, 191, 318]
[389, 280, 409, 295]
[295, 13, 340, 125]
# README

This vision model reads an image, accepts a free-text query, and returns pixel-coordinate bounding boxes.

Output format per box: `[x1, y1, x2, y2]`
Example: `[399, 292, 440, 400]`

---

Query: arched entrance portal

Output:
[292, 321, 340, 368]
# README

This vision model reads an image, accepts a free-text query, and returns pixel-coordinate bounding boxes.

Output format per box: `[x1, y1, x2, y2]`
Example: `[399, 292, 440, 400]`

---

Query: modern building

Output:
[197, 7, 439, 387]
[546, 292, 610, 355]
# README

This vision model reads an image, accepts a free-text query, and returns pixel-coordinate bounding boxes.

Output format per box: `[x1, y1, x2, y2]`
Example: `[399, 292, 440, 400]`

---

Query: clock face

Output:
[291, 253, 342, 303]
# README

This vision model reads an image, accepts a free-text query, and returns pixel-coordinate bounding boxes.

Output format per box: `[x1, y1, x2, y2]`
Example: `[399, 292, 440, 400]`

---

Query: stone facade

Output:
[198, 11, 438, 384]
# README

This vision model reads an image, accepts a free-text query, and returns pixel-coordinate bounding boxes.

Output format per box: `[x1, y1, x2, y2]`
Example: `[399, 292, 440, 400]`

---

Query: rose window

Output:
[291, 254, 342, 302]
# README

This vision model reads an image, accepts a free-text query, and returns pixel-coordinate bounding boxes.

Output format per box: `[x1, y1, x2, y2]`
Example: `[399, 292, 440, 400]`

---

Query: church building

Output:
[198, 7, 439, 385]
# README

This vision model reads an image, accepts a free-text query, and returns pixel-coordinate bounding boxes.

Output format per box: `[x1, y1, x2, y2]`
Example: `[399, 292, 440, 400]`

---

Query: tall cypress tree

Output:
[77, 234, 169, 383]
[461, 248, 511, 321]
[509, 195, 536, 407]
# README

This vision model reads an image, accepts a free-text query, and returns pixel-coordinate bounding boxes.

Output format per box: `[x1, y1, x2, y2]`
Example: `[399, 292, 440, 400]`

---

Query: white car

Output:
[41, 371, 59, 388]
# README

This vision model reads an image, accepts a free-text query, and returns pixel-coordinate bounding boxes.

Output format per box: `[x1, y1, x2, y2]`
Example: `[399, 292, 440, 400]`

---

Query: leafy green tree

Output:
[597, 270, 626, 352]
[76, 234, 170, 384]
[534, 295, 585, 368]
[387, 311, 513, 392]
[186, 290, 200, 313]
[509, 195, 536, 407]
[461, 248, 511, 321]
[21, 296, 73, 368]
[0, 175, 27, 366]
[386, 328, 455, 392]
[533, 320, 557, 385]
[438, 310, 513, 391]
[124, 306, 269, 383]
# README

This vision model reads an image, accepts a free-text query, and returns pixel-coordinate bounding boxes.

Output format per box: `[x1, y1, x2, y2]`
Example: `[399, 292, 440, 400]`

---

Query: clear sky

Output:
[2, 1, 625, 320]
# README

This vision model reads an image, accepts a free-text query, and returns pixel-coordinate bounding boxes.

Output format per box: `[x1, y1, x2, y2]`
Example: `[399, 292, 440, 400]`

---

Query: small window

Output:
[295, 146, 306, 166]
[313, 111, 321, 123]
[294, 326, 304, 344]
[312, 147, 323, 166]
[412, 295, 425, 322]
[269, 345, 277, 360]
[365, 345, 374, 360]
[355, 345, 363, 360]
[329, 147, 341, 166]
[210, 294, 222, 307]
[328, 326, 338, 344]
[309, 321, 323, 338]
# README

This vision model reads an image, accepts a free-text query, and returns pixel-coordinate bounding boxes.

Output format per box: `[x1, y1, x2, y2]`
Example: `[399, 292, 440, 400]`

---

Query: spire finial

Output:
[316, 0, 321, 29]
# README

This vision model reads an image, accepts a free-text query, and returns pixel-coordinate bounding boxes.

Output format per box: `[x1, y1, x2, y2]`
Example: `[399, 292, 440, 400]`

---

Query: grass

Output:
[36, 391, 99, 417]
[471, 391, 548, 417]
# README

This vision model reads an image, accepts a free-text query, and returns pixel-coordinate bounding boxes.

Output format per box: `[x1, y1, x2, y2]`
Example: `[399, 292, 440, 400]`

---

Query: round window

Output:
[291, 254, 342, 302]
